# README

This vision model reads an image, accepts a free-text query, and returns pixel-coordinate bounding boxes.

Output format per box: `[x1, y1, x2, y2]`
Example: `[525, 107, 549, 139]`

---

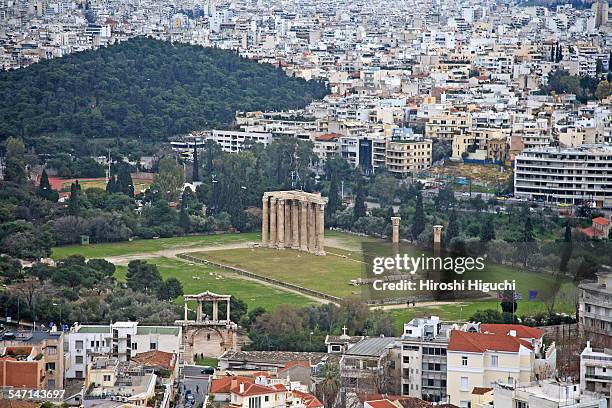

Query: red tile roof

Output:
[130, 350, 175, 370]
[292, 390, 323, 408]
[366, 399, 399, 408]
[592, 217, 610, 226]
[480, 324, 544, 339]
[472, 387, 493, 395]
[210, 376, 253, 394]
[316, 133, 341, 141]
[448, 330, 533, 353]
[231, 382, 276, 397]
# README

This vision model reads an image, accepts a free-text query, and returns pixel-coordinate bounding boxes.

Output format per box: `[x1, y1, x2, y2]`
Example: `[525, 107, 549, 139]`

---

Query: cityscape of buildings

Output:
[1, 0, 612, 407]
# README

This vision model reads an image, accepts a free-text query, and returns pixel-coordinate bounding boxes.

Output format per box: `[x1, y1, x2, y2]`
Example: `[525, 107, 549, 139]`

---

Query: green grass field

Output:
[51, 233, 260, 259]
[115, 256, 315, 311]
[192, 247, 364, 298]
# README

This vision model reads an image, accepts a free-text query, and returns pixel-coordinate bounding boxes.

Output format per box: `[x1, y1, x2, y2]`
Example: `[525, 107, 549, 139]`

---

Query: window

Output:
[132, 343, 138, 350]
[516, 401, 527, 408]
[491, 355, 498, 367]
[403, 356, 410, 364]
[459, 401, 471, 408]
[47, 346, 57, 355]
[47, 379, 56, 389]
[75, 340, 83, 350]
[46, 362, 56, 371]
[90, 341, 95, 347]
[264, 396, 269, 402]
[460, 377, 469, 391]
[462, 356, 468, 366]
[103, 375, 111, 382]
[75, 356, 84, 364]
[75, 371, 84, 379]
[150, 342, 157, 350]
[248, 397, 261, 408]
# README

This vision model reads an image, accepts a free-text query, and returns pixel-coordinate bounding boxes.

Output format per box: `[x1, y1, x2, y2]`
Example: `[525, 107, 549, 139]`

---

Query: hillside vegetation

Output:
[0, 37, 328, 154]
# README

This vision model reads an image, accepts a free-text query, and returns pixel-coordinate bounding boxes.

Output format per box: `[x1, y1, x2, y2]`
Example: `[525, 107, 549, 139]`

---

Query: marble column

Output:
[307, 202, 315, 252]
[315, 203, 325, 256]
[212, 300, 219, 322]
[270, 198, 277, 248]
[391, 216, 401, 244]
[285, 200, 291, 248]
[184, 302, 188, 321]
[277, 199, 285, 249]
[261, 196, 269, 247]
[197, 301, 203, 321]
[226, 299, 231, 322]
[299, 201, 308, 251]
[291, 200, 300, 249]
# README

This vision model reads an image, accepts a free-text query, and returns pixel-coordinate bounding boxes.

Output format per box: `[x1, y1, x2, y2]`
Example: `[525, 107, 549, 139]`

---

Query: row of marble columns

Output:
[185, 298, 231, 322]
[261, 196, 326, 256]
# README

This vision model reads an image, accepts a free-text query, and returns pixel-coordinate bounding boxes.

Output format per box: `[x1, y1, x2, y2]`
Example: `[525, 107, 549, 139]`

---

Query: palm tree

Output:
[318, 362, 340, 408]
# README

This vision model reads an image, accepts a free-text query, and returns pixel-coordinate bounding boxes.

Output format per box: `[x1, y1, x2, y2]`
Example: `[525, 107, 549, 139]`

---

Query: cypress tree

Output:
[326, 172, 341, 220]
[353, 177, 366, 220]
[116, 165, 134, 196]
[192, 144, 200, 182]
[479, 216, 496, 242]
[560, 220, 573, 272]
[446, 209, 460, 243]
[550, 45, 556, 62]
[68, 181, 80, 216]
[411, 192, 425, 240]
[38, 169, 58, 201]
[523, 216, 535, 242]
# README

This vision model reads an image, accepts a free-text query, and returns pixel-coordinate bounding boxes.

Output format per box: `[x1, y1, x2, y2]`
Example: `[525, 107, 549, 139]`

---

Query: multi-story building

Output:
[425, 112, 471, 141]
[400, 316, 451, 403]
[446, 325, 550, 407]
[495, 379, 608, 408]
[514, 144, 612, 208]
[340, 337, 400, 400]
[385, 136, 432, 177]
[207, 129, 272, 153]
[0, 329, 65, 389]
[578, 268, 612, 336]
[580, 341, 612, 405]
[65, 322, 181, 379]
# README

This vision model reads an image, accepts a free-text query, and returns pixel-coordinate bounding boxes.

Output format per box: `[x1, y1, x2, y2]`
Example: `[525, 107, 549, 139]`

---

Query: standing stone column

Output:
[391, 216, 401, 244]
[226, 299, 231, 322]
[184, 302, 188, 321]
[307, 202, 315, 252]
[277, 199, 285, 249]
[315, 203, 325, 256]
[291, 200, 299, 249]
[270, 198, 277, 248]
[285, 200, 292, 248]
[262, 196, 269, 247]
[212, 300, 219, 322]
[299, 201, 308, 252]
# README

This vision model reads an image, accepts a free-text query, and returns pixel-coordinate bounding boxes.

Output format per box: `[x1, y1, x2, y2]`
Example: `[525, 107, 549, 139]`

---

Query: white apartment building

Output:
[579, 269, 612, 336]
[400, 316, 452, 403]
[514, 144, 612, 208]
[580, 341, 612, 405]
[65, 322, 181, 379]
[494, 379, 608, 408]
[207, 129, 272, 152]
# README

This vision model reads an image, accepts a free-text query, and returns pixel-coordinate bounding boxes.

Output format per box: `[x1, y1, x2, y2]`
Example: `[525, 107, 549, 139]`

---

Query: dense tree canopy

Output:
[0, 37, 328, 154]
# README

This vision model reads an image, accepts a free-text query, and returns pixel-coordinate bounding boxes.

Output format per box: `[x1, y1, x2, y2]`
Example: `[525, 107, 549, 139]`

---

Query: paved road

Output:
[179, 365, 211, 408]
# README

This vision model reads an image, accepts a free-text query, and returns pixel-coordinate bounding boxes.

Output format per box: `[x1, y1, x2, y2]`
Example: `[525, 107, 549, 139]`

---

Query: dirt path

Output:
[104, 242, 258, 265]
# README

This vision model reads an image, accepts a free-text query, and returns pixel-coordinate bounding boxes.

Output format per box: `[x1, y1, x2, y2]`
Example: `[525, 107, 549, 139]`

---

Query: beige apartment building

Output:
[385, 137, 433, 177]
[446, 326, 549, 407]
[425, 112, 472, 141]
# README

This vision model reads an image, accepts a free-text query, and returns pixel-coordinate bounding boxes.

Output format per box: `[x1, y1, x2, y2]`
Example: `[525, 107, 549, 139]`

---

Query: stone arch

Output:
[183, 325, 234, 363]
